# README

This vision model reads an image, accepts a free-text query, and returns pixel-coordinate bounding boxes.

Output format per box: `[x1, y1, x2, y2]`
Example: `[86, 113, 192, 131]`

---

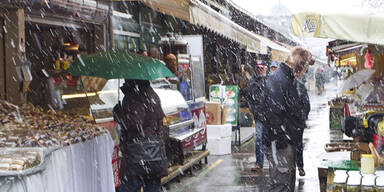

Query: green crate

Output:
[321, 160, 360, 171]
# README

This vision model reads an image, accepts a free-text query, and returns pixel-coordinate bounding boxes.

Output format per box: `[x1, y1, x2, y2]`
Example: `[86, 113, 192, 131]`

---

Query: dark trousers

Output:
[255, 120, 264, 167]
[265, 142, 297, 192]
[296, 130, 304, 169]
[119, 177, 162, 192]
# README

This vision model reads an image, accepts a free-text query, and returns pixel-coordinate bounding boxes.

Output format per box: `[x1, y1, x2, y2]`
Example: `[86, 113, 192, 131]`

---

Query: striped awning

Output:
[140, 0, 261, 52]
[189, 0, 260, 51]
[140, 0, 190, 21]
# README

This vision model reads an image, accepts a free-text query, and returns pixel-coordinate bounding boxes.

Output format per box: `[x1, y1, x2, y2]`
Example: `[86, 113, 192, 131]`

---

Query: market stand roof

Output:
[140, 0, 261, 52]
[290, 11, 384, 46]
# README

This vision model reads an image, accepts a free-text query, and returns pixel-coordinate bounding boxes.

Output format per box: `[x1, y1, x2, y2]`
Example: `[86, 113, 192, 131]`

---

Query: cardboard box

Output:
[221, 106, 228, 125]
[206, 102, 222, 125]
[207, 137, 231, 155]
[350, 142, 370, 161]
[207, 124, 232, 138]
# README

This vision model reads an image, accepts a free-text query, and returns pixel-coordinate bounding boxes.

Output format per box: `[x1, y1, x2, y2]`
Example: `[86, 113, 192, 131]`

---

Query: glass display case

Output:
[191, 56, 205, 101]
[89, 79, 124, 123]
[154, 87, 207, 164]
[158, 34, 206, 144]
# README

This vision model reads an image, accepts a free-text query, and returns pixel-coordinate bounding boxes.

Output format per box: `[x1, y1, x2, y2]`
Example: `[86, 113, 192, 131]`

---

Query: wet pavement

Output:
[167, 80, 341, 192]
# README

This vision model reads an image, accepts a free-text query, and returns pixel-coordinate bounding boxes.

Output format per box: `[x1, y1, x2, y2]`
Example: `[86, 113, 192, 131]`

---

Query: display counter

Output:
[154, 88, 207, 165]
[0, 133, 115, 192]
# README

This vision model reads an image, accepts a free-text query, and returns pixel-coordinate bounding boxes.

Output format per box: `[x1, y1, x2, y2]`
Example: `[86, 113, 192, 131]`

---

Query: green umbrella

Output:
[69, 50, 175, 80]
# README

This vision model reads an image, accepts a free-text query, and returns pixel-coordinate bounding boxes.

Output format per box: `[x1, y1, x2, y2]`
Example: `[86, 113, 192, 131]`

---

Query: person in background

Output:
[270, 61, 280, 73]
[164, 53, 179, 90]
[295, 67, 311, 177]
[263, 47, 313, 192]
[116, 80, 168, 192]
[315, 67, 325, 95]
[247, 61, 268, 172]
[148, 44, 161, 60]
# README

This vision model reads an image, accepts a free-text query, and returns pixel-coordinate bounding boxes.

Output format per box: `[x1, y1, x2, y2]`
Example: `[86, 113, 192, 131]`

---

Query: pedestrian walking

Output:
[263, 47, 313, 192]
[296, 76, 311, 177]
[315, 67, 325, 95]
[270, 61, 280, 73]
[247, 61, 268, 172]
[114, 79, 168, 192]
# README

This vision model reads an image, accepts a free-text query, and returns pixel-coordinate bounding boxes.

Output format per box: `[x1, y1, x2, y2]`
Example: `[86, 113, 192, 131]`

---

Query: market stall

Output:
[67, 49, 209, 185]
[319, 72, 384, 191]
[0, 100, 115, 192]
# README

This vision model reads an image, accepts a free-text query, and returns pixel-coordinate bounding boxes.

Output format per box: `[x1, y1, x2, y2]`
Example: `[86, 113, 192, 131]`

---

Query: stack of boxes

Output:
[205, 101, 232, 155]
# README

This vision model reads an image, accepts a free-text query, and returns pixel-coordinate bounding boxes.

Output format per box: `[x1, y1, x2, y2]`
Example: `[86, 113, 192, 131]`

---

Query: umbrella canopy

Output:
[69, 50, 175, 80]
[342, 69, 375, 92]
[356, 83, 375, 103]
[290, 12, 384, 45]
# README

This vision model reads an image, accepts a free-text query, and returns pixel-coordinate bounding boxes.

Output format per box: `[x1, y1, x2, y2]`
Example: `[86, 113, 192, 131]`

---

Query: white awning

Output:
[189, 0, 260, 51]
[140, 0, 190, 21]
[291, 11, 384, 46]
[256, 34, 290, 53]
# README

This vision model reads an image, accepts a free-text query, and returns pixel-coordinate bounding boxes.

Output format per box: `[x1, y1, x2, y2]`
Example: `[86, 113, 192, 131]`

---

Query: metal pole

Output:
[118, 78, 121, 104]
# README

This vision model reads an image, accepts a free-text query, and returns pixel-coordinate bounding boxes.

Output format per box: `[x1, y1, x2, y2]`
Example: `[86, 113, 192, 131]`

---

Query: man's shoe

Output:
[251, 165, 262, 172]
[299, 168, 305, 176]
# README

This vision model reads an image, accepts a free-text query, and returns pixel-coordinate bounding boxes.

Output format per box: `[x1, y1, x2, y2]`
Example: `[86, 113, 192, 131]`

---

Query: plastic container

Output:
[376, 170, 384, 176]
[347, 175, 361, 192]
[376, 176, 384, 192]
[335, 170, 348, 176]
[361, 154, 375, 175]
[348, 170, 362, 177]
[361, 174, 376, 192]
[333, 173, 348, 192]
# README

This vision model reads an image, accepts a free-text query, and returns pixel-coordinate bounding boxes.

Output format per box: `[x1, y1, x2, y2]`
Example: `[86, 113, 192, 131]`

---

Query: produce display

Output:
[0, 149, 41, 171]
[0, 129, 61, 147]
[0, 100, 108, 171]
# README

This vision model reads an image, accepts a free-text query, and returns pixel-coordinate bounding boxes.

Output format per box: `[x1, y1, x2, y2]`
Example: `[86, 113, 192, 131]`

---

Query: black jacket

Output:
[264, 63, 306, 148]
[118, 80, 168, 179]
[247, 75, 267, 123]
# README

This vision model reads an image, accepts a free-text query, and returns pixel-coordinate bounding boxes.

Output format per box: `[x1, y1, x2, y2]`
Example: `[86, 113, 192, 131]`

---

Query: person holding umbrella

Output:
[116, 79, 168, 192]
[68, 50, 176, 192]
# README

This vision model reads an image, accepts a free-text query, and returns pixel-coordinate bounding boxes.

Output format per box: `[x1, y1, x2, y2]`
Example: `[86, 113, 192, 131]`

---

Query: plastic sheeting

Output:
[0, 134, 115, 192]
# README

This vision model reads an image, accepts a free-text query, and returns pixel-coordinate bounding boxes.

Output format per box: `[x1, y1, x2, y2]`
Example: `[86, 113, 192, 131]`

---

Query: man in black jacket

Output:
[247, 62, 267, 171]
[263, 47, 313, 192]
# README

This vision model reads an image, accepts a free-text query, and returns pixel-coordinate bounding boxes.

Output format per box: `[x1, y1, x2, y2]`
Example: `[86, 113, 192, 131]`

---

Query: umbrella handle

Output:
[79, 78, 96, 123]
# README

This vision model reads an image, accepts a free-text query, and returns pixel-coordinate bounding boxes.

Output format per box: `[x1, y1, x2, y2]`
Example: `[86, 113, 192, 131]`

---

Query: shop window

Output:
[114, 35, 139, 52]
